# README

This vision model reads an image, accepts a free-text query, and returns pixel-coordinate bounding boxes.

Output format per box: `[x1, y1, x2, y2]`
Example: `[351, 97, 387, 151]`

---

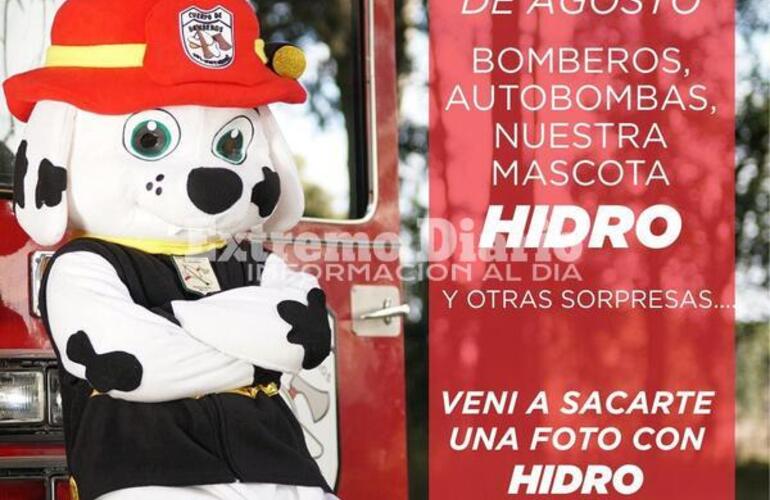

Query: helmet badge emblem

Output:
[179, 6, 235, 69]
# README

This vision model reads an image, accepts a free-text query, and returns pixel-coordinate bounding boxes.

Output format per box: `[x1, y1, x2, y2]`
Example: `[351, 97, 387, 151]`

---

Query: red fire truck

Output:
[0, 1, 408, 498]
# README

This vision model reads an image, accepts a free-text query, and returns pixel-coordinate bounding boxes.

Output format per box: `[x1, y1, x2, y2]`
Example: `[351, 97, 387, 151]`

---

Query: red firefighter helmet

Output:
[3, 0, 307, 122]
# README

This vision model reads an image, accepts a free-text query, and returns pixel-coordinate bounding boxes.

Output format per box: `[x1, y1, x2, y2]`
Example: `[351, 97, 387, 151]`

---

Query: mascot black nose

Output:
[187, 167, 244, 215]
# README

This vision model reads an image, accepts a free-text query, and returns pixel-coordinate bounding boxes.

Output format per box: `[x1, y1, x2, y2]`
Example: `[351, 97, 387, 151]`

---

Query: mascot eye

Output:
[216, 130, 244, 163]
[132, 121, 170, 157]
[212, 116, 255, 165]
[123, 110, 181, 161]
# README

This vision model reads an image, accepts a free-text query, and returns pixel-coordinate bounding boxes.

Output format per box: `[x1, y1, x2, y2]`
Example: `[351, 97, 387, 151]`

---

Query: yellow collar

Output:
[83, 234, 228, 255]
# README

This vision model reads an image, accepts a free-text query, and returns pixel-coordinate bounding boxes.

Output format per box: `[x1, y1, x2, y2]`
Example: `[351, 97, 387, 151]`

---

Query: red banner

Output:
[429, 1, 735, 498]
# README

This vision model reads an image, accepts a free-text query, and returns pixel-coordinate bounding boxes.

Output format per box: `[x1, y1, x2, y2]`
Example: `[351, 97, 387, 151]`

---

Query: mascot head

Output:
[3, 0, 307, 249]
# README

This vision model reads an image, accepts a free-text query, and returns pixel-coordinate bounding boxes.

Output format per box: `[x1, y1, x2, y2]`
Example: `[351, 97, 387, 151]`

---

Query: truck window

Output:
[0, 0, 369, 221]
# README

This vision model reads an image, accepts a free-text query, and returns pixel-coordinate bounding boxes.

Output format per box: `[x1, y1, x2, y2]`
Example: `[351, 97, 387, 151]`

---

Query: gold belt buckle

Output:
[227, 382, 279, 399]
[257, 382, 280, 397]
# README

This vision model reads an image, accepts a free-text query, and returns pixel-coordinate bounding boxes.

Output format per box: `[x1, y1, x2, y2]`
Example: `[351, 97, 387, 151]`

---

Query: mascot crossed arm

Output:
[4, 0, 336, 499]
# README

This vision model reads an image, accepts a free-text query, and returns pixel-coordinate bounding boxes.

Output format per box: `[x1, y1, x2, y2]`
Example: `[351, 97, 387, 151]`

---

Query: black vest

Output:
[40, 238, 331, 500]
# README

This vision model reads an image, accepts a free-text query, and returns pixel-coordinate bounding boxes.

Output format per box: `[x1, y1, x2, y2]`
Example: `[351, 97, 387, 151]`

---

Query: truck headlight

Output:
[0, 371, 45, 425]
[48, 370, 64, 426]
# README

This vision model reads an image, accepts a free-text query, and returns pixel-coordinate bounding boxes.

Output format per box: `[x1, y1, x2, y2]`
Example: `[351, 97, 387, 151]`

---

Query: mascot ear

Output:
[259, 106, 305, 234]
[13, 101, 76, 246]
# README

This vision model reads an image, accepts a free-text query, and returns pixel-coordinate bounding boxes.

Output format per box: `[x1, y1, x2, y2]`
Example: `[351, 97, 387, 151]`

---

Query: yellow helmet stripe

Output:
[254, 39, 268, 64]
[45, 39, 270, 68]
[45, 44, 147, 68]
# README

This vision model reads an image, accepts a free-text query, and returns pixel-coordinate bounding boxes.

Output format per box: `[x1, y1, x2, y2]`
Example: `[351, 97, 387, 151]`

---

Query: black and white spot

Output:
[66, 330, 143, 393]
[13, 140, 28, 210]
[277, 288, 331, 370]
[251, 167, 281, 218]
[35, 159, 67, 209]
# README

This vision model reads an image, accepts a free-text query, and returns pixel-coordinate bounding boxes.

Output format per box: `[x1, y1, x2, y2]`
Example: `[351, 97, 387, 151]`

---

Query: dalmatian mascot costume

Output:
[4, 0, 335, 499]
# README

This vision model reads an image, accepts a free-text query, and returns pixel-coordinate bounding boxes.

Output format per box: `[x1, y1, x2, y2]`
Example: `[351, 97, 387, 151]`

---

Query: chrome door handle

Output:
[358, 299, 411, 325]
